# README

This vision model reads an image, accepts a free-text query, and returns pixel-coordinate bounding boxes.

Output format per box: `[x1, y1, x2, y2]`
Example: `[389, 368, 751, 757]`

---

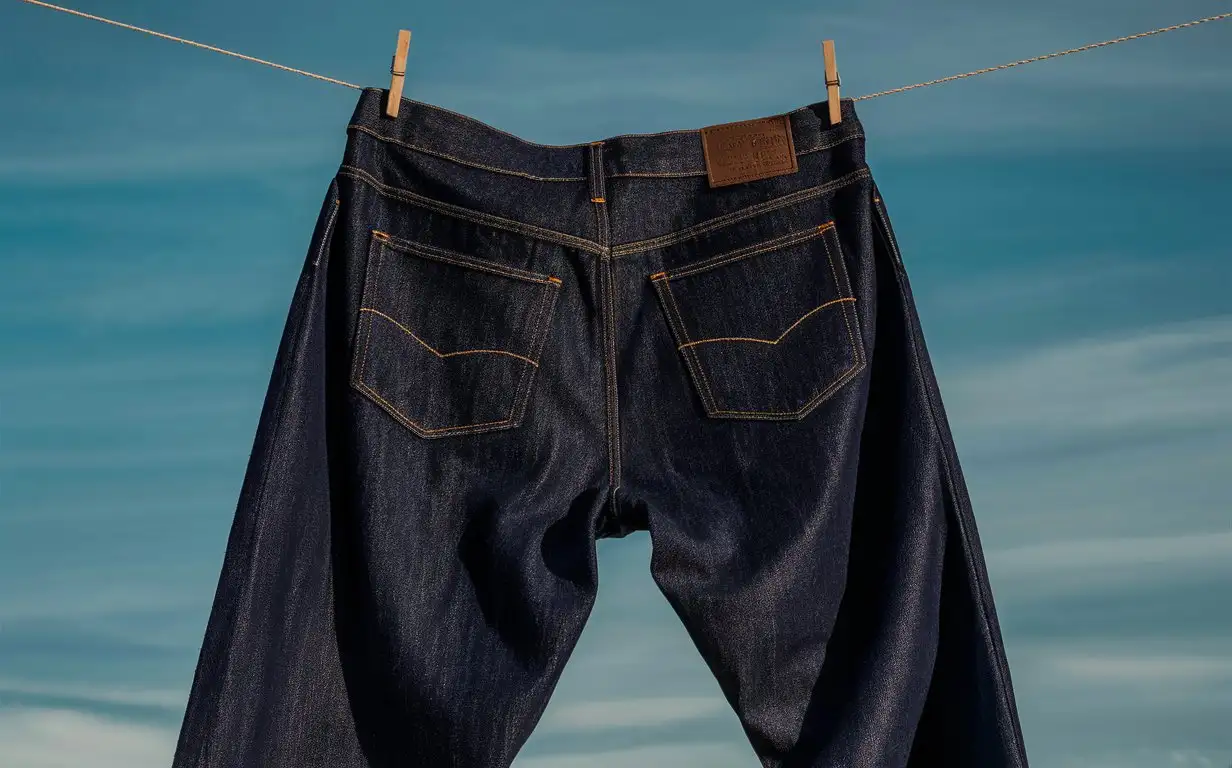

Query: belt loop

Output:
[588, 141, 607, 204]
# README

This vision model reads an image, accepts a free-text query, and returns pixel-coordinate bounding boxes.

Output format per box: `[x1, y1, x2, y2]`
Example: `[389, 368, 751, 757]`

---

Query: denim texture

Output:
[173, 87, 1030, 767]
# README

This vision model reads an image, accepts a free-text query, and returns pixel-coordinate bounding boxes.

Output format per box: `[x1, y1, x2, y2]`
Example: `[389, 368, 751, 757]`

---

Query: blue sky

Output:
[1, 1, 1230, 766]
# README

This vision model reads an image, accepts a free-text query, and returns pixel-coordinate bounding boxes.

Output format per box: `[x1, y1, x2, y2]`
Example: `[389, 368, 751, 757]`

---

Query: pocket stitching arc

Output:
[350, 231, 563, 437]
[677, 296, 856, 349]
[650, 222, 866, 419]
[357, 307, 545, 367]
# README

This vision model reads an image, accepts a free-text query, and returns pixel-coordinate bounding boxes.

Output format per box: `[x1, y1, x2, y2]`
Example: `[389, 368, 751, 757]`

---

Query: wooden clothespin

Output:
[385, 29, 412, 118]
[822, 40, 841, 125]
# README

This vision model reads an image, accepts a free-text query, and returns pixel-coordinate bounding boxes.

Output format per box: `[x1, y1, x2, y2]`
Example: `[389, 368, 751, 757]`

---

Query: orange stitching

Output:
[338, 165, 603, 257]
[649, 271, 667, 280]
[656, 222, 867, 419]
[608, 167, 869, 258]
[591, 197, 606, 203]
[666, 222, 833, 281]
[604, 134, 862, 180]
[704, 361, 864, 417]
[376, 229, 559, 285]
[356, 237, 388, 389]
[354, 280, 561, 436]
[313, 196, 341, 268]
[603, 258, 621, 494]
[351, 232, 563, 436]
[872, 197, 906, 269]
[677, 297, 856, 349]
[347, 124, 586, 183]
[821, 224, 863, 370]
[344, 107, 853, 156]
[359, 308, 541, 367]
[353, 381, 513, 434]
[658, 276, 719, 412]
[504, 279, 559, 424]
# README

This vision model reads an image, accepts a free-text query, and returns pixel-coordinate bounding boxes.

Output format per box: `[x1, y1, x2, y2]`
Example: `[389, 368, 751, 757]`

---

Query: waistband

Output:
[345, 87, 865, 183]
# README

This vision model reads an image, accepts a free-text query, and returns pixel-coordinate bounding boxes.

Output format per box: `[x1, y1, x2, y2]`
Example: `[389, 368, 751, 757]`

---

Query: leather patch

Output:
[700, 115, 798, 188]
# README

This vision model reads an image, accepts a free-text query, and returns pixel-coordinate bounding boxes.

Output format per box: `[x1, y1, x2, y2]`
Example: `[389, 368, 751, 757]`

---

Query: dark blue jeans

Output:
[173, 88, 1029, 767]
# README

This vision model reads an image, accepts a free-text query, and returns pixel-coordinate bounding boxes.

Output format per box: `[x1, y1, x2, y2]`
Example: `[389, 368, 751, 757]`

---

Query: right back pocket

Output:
[649, 220, 865, 421]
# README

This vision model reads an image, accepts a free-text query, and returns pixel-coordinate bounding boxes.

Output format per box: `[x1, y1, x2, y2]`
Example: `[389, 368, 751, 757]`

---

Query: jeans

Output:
[173, 87, 1029, 767]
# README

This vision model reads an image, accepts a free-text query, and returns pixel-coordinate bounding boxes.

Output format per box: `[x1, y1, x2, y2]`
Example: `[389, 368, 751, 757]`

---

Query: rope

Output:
[16, 0, 363, 90]
[853, 12, 1232, 100]
[14, 0, 1232, 102]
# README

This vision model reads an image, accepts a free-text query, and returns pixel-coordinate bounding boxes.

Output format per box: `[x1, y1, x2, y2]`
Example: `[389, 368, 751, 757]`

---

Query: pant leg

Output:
[173, 179, 346, 768]
[172, 175, 603, 768]
[868, 184, 1029, 767]
[632, 177, 1029, 767]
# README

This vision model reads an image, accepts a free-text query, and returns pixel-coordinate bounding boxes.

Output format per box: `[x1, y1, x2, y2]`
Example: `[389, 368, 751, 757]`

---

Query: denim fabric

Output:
[173, 87, 1030, 767]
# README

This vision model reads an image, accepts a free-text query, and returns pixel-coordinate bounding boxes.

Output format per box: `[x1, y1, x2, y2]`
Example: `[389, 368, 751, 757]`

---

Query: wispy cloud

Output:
[0, 579, 198, 624]
[0, 67, 344, 183]
[947, 315, 1232, 444]
[992, 530, 1232, 580]
[1042, 651, 1232, 686]
[928, 255, 1167, 315]
[1003, 643, 1232, 765]
[0, 680, 183, 711]
[0, 708, 174, 768]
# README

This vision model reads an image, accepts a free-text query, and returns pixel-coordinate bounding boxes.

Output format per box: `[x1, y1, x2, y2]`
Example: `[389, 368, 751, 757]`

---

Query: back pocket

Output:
[650, 221, 864, 420]
[351, 229, 563, 438]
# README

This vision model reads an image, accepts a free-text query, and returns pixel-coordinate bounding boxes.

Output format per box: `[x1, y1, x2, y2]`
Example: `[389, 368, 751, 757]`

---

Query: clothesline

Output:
[14, 0, 1232, 102]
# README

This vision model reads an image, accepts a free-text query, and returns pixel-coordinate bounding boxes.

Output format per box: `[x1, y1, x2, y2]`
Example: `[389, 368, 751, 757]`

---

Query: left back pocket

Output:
[350, 229, 563, 438]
